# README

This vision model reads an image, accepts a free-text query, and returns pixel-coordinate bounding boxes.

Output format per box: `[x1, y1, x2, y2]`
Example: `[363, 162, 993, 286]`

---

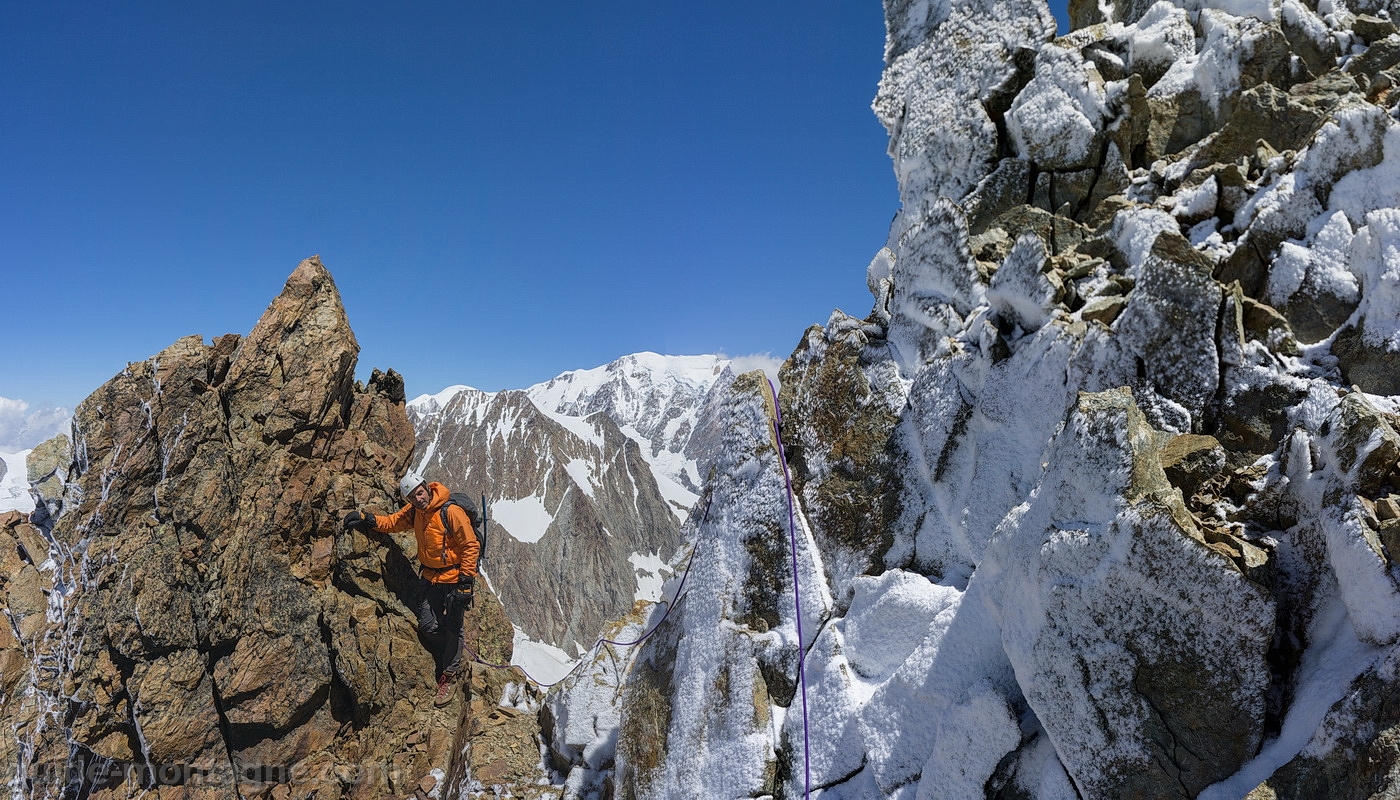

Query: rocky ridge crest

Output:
[2, 257, 528, 799]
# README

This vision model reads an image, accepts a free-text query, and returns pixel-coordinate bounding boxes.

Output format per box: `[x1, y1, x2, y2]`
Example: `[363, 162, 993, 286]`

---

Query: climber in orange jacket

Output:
[342, 469, 479, 706]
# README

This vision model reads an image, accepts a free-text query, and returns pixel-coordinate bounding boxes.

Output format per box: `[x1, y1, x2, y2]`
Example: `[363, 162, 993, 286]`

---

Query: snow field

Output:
[0, 449, 34, 513]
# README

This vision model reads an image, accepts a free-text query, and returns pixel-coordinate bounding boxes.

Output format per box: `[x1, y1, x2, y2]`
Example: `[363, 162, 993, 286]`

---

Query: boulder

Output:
[1334, 325, 1400, 397]
[982, 388, 1274, 799]
[1110, 231, 1225, 428]
[1007, 44, 1109, 171]
[1261, 647, 1400, 799]
[26, 432, 69, 515]
[1334, 209, 1400, 396]
[1160, 433, 1226, 499]
[1356, 14, 1400, 44]
[780, 316, 906, 596]
[987, 232, 1064, 332]
[1347, 34, 1400, 78]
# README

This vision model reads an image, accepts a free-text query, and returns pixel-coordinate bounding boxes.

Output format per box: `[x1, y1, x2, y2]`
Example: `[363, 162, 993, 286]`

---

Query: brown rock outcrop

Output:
[4, 257, 524, 800]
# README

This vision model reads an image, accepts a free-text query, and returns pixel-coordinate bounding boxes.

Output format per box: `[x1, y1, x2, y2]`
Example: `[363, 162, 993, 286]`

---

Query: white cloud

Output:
[0, 397, 71, 452]
[725, 352, 783, 385]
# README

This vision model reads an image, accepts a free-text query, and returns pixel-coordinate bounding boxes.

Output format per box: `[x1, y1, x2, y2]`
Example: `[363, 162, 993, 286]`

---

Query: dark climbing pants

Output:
[417, 581, 466, 678]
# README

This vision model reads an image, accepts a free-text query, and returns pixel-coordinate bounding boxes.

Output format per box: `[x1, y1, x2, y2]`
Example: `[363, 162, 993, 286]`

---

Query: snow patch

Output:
[563, 458, 596, 500]
[628, 551, 671, 603]
[511, 626, 578, 686]
[490, 494, 551, 544]
[0, 449, 34, 513]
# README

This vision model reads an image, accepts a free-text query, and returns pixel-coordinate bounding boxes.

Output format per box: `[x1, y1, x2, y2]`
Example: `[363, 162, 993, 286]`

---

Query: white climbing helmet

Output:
[399, 468, 427, 498]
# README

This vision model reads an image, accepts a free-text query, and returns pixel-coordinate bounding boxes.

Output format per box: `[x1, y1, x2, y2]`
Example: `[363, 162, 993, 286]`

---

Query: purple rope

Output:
[768, 378, 811, 799]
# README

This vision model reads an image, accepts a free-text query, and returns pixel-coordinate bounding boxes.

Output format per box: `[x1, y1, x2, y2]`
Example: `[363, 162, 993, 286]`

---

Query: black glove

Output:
[342, 510, 372, 532]
[451, 575, 475, 614]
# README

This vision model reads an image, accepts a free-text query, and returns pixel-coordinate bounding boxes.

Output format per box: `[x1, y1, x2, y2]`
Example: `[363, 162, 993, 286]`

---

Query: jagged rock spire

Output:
[4, 257, 514, 799]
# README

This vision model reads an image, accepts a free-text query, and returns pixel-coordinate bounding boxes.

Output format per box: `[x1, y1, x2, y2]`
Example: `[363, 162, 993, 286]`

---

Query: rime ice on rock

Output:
[548, 0, 1400, 796]
[610, 372, 829, 800]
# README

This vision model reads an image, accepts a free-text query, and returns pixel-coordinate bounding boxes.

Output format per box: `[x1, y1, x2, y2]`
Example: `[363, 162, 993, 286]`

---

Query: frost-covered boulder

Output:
[1334, 209, 1400, 396]
[1261, 645, 1400, 799]
[886, 198, 990, 367]
[1305, 394, 1400, 645]
[874, 0, 1054, 367]
[897, 309, 1094, 585]
[986, 232, 1063, 333]
[1102, 230, 1224, 427]
[874, 0, 1054, 210]
[1007, 42, 1111, 171]
[981, 388, 1275, 798]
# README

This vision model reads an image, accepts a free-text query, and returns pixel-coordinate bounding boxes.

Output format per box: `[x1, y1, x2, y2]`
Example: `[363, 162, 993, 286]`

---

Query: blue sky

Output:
[3, 2, 1067, 416]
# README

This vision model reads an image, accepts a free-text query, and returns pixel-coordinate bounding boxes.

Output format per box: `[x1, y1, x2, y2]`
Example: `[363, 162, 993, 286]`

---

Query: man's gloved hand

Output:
[342, 510, 372, 532]
[452, 575, 475, 613]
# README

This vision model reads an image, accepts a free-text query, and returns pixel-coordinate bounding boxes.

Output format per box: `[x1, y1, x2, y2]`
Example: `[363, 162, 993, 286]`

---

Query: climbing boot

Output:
[433, 673, 454, 707]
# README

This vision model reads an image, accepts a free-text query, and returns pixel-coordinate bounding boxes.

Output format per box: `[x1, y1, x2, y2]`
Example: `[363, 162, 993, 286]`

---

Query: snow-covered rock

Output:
[546, 0, 1400, 797]
[980, 388, 1273, 797]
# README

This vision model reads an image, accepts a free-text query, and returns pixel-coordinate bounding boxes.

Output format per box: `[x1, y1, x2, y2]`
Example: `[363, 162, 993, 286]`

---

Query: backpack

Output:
[440, 492, 488, 566]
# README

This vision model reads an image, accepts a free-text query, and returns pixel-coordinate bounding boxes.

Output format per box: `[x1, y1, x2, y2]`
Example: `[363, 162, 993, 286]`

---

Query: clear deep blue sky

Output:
[3, 2, 1068, 411]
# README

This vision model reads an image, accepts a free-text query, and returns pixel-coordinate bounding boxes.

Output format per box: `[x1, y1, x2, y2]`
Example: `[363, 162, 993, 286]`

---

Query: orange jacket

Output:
[371, 482, 479, 584]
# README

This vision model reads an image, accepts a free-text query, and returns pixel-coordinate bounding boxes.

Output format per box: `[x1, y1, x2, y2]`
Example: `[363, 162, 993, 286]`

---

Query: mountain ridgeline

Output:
[0, 264, 736, 799]
[4, 0, 1400, 797]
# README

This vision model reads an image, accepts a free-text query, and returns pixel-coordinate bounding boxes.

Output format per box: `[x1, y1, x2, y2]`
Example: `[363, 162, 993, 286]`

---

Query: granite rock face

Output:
[3, 257, 522, 799]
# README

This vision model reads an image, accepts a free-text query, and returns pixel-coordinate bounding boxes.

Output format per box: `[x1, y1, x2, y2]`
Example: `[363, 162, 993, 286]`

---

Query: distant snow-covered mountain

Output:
[406, 353, 735, 657]
[0, 449, 32, 513]
[526, 352, 737, 503]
